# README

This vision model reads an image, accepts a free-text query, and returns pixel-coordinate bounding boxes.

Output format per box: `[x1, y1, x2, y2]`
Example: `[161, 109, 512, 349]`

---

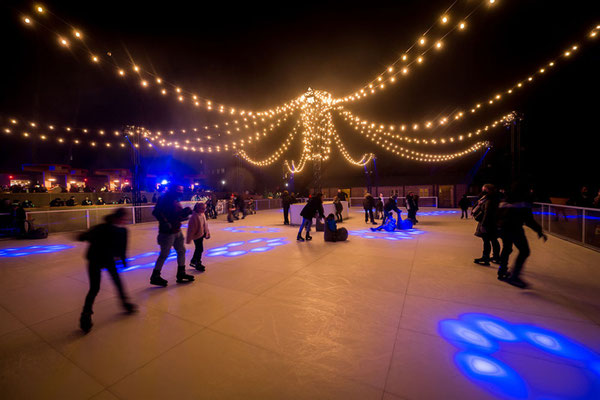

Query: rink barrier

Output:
[533, 202, 600, 252]
[23, 198, 286, 234]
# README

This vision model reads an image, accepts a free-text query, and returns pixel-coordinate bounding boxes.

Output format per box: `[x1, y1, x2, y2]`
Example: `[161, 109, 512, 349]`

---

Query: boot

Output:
[176, 265, 195, 283]
[123, 302, 138, 314]
[194, 263, 206, 272]
[305, 234, 312, 241]
[505, 275, 529, 289]
[497, 266, 509, 281]
[473, 257, 490, 266]
[150, 270, 168, 287]
[297, 234, 305, 242]
[79, 311, 93, 333]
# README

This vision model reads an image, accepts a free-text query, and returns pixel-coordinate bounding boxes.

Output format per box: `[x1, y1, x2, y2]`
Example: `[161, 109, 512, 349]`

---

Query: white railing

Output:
[348, 196, 438, 208]
[533, 202, 600, 252]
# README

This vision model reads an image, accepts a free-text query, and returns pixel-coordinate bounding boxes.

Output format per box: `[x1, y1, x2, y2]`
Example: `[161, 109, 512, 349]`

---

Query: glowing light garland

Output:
[236, 123, 299, 166]
[334, 0, 499, 104]
[13, 4, 599, 169]
[336, 28, 596, 130]
[339, 109, 512, 145]
[20, 5, 300, 119]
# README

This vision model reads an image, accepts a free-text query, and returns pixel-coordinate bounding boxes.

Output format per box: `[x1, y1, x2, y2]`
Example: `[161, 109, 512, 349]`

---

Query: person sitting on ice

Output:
[324, 213, 348, 242]
[371, 195, 402, 231]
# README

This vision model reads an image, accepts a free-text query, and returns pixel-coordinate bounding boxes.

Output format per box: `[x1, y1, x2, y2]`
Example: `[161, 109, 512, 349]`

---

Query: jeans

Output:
[364, 208, 374, 223]
[83, 261, 127, 314]
[499, 228, 530, 278]
[153, 231, 186, 272]
[298, 218, 312, 236]
[283, 205, 290, 224]
[481, 233, 500, 260]
[191, 237, 204, 265]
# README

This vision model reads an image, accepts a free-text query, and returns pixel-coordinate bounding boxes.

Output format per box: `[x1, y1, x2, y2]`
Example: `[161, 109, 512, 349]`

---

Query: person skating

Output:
[496, 184, 547, 288]
[150, 185, 194, 286]
[472, 184, 501, 266]
[333, 196, 343, 222]
[297, 193, 325, 241]
[371, 195, 401, 231]
[281, 190, 293, 225]
[406, 192, 419, 224]
[459, 194, 471, 219]
[78, 208, 137, 333]
[363, 192, 376, 224]
[186, 202, 211, 272]
[375, 194, 384, 219]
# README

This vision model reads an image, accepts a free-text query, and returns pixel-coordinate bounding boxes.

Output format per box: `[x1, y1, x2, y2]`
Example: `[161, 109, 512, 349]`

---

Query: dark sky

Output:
[1, 1, 599, 194]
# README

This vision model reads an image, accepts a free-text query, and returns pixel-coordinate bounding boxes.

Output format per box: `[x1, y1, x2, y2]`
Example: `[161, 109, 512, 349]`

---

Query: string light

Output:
[334, 0, 491, 104]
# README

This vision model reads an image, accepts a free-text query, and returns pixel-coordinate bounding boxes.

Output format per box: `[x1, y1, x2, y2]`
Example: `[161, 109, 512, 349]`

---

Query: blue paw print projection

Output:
[205, 238, 289, 258]
[0, 244, 73, 257]
[348, 228, 424, 241]
[439, 313, 600, 399]
[223, 226, 281, 234]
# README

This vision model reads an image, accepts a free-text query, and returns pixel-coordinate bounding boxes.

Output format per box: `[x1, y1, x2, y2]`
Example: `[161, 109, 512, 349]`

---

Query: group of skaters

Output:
[363, 192, 419, 227]
[78, 185, 211, 332]
[226, 191, 254, 222]
[75, 182, 546, 332]
[471, 183, 547, 289]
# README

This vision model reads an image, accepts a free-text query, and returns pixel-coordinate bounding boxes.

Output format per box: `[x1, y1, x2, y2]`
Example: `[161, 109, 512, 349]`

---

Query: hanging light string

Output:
[334, 0, 497, 104]
[284, 152, 309, 174]
[336, 27, 597, 131]
[326, 112, 373, 166]
[19, 5, 301, 119]
[235, 123, 300, 166]
[339, 109, 512, 145]
[0, 114, 274, 147]
[143, 110, 296, 151]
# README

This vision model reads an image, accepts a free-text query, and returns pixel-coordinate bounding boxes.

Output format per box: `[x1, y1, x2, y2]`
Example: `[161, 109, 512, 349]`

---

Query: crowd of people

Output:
[4, 180, 593, 332]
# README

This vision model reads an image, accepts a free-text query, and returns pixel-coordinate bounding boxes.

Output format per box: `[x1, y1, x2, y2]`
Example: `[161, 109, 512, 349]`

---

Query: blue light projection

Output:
[0, 244, 73, 257]
[205, 237, 289, 258]
[348, 228, 425, 241]
[439, 313, 600, 399]
[223, 226, 281, 233]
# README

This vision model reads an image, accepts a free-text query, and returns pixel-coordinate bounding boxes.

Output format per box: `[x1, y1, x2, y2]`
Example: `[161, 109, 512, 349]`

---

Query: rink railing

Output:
[346, 196, 438, 208]
[533, 202, 600, 252]
[23, 198, 285, 234]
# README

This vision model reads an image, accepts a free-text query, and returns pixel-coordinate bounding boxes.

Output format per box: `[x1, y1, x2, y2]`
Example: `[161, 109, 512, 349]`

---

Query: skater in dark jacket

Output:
[333, 196, 343, 222]
[496, 184, 547, 288]
[150, 185, 194, 287]
[363, 192, 376, 224]
[472, 184, 501, 266]
[297, 194, 325, 241]
[281, 190, 293, 225]
[78, 208, 136, 333]
[459, 195, 471, 219]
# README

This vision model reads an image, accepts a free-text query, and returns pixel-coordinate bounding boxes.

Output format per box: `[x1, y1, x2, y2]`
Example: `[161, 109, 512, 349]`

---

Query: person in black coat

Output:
[458, 194, 471, 219]
[333, 196, 343, 222]
[297, 193, 325, 241]
[336, 189, 348, 202]
[78, 208, 136, 333]
[406, 192, 419, 224]
[281, 190, 293, 225]
[472, 184, 501, 266]
[363, 192, 376, 224]
[496, 184, 547, 288]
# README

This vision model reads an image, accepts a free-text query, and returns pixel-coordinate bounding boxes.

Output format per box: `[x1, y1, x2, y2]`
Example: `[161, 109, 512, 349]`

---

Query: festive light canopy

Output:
[5, 3, 599, 172]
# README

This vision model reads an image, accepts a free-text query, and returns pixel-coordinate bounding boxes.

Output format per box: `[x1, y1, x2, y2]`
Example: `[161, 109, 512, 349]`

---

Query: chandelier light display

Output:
[5, 3, 599, 171]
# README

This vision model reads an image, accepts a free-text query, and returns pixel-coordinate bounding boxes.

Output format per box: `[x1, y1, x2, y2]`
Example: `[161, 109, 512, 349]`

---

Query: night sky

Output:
[1, 1, 599, 195]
